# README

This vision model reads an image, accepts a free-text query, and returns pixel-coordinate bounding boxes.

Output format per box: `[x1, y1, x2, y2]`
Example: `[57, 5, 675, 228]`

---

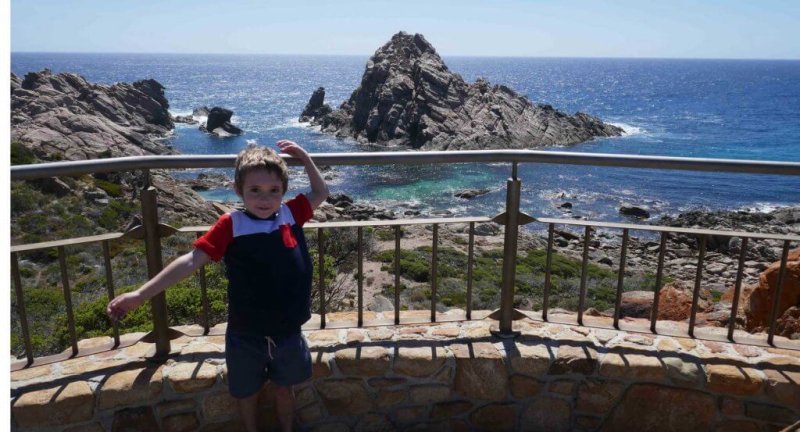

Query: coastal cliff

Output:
[300, 32, 623, 149]
[10, 69, 218, 243]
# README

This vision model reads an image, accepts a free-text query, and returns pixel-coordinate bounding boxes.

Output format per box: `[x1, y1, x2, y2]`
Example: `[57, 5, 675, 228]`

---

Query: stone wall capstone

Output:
[10, 314, 800, 431]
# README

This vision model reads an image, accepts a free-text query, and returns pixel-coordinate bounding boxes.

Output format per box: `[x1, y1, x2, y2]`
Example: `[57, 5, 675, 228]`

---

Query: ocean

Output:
[11, 53, 800, 222]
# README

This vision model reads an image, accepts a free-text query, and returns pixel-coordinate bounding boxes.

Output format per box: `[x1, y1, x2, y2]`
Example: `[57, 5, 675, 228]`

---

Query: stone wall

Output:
[10, 312, 800, 431]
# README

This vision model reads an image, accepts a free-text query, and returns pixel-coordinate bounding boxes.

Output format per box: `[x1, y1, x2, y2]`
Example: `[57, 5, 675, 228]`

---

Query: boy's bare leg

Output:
[274, 385, 295, 432]
[237, 392, 260, 432]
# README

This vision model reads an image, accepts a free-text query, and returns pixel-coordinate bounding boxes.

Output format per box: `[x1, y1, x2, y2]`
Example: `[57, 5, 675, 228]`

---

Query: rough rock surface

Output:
[744, 248, 800, 334]
[11, 69, 174, 159]
[299, 87, 332, 122]
[302, 32, 623, 150]
[200, 107, 243, 137]
[11, 69, 218, 228]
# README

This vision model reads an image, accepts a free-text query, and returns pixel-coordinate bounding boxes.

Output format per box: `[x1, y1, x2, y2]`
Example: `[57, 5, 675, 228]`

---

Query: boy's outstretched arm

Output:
[277, 139, 330, 209]
[106, 248, 211, 320]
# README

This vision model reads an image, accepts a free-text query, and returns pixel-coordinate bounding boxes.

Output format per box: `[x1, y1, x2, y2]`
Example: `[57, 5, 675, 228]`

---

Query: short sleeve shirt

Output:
[194, 194, 314, 336]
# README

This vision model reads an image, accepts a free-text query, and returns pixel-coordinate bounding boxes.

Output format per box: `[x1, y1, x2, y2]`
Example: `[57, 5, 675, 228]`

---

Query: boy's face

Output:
[237, 169, 285, 219]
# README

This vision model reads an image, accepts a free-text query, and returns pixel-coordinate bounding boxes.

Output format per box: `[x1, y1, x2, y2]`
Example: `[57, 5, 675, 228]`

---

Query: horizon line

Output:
[10, 51, 800, 62]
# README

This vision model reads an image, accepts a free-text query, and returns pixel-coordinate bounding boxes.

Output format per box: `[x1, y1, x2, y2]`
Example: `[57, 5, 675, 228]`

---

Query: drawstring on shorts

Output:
[265, 336, 277, 361]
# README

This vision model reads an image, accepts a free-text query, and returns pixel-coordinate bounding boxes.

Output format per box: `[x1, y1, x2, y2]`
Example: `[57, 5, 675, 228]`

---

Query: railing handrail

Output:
[11, 149, 800, 367]
[10, 150, 800, 180]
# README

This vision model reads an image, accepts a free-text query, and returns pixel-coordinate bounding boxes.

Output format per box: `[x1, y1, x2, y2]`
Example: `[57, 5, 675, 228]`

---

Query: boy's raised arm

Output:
[277, 139, 329, 209]
[106, 248, 211, 320]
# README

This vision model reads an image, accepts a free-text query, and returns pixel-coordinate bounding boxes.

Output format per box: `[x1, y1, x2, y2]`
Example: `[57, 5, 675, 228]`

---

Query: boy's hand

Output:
[276, 140, 309, 161]
[106, 291, 144, 321]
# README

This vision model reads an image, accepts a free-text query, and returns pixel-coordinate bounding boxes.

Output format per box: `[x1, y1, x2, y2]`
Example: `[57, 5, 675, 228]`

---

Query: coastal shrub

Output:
[373, 247, 468, 284]
[11, 141, 36, 165]
[98, 199, 137, 230]
[375, 227, 403, 241]
[93, 178, 124, 197]
[372, 245, 669, 312]
[10, 182, 46, 213]
[11, 286, 67, 356]
[11, 261, 231, 358]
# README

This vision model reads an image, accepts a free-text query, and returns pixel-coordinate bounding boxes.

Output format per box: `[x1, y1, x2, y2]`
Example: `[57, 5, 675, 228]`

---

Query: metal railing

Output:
[10, 150, 800, 368]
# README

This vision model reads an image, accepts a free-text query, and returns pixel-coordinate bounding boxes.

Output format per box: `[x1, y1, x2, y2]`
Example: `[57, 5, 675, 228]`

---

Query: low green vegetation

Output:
[11, 141, 36, 165]
[93, 178, 124, 197]
[11, 261, 229, 358]
[374, 246, 665, 312]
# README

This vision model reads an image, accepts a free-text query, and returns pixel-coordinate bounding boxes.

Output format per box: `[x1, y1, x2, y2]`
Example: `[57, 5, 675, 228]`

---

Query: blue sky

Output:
[8, 0, 800, 59]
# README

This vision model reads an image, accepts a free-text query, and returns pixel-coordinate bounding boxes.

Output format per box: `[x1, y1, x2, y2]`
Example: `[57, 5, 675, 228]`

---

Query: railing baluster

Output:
[357, 227, 364, 327]
[543, 223, 555, 322]
[141, 184, 170, 356]
[688, 235, 707, 338]
[650, 232, 668, 333]
[58, 246, 79, 356]
[613, 228, 630, 329]
[11, 253, 34, 366]
[431, 224, 439, 323]
[318, 228, 326, 329]
[195, 233, 211, 334]
[728, 237, 748, 342]
[466, 222, 475, 321]
[768, 240, 792, 346]
[577, 226, 592, 326]
[102, 241, 120, 346]
[394, 226, 401, 325]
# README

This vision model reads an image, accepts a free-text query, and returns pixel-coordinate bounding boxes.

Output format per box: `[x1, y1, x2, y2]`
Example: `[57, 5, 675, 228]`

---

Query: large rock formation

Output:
[11, 69, 175, 160]
[11, 69, 218, 231]
[300, 32, 623, 150]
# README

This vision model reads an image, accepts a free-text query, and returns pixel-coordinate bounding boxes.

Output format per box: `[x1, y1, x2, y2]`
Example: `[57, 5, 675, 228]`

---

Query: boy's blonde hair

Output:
[234, 144, 289, 194]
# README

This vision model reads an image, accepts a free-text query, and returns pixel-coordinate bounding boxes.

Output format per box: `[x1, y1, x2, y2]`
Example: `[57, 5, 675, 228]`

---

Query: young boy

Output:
[107, 140, 329, 432]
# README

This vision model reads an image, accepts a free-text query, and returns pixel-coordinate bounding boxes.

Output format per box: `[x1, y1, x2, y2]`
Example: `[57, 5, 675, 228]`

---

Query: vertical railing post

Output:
[496, 163, 521, 338]
[141, 181, 171, 356]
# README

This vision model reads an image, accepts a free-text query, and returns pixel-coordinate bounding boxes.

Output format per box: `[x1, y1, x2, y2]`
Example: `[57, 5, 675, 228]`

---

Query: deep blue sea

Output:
[11, 53, 800, 222]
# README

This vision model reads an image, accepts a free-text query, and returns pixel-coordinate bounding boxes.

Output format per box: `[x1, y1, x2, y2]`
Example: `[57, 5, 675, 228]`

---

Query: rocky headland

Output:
[10, 69, 219, 242]
[300, 32, 623, 150]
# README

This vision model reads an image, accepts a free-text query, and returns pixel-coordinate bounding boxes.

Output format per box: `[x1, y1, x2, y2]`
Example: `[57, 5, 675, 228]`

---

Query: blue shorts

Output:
[225, 331, 312, 398]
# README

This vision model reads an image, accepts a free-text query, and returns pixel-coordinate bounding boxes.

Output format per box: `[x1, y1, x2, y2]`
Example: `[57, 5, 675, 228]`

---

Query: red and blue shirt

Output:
[194, 194, 314, 336]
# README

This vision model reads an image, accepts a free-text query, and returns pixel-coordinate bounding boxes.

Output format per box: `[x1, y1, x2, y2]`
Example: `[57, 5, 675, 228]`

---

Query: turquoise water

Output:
[11, 54, 800, 220]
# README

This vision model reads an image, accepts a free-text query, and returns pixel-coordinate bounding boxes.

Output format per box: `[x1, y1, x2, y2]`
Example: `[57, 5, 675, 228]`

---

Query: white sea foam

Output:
[743, 203, 782, 213]
[169, 109, 193, 117]
[263, 117, 307, 131]
[609, 122, 645, 136]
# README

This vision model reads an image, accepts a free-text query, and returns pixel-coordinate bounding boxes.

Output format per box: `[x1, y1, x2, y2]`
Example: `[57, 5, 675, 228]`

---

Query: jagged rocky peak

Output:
[300, 31, 623, 150]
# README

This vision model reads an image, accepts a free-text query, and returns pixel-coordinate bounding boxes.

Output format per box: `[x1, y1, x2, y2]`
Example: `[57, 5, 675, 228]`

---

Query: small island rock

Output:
[201, 107, 243, 137]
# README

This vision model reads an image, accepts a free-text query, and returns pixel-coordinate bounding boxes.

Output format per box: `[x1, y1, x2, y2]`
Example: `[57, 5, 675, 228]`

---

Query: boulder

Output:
[192, 106, 210, 117]
[304, 32, 622, 150]
[657, 282, 712, 321]
[619, 205, 650, 219]
[173, 115, 198, 124]
[299, 87, 332, 122]
[775, 306, 800, 339]
[744, 248, 800, 333]
[454, 188, 490, 199]
[201, 107, 243, 136]
[619, 291, 655, 318]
